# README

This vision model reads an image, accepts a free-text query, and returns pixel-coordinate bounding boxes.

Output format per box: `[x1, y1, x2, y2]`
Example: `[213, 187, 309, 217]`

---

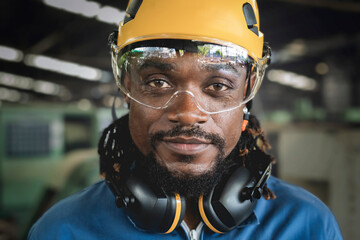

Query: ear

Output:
[243, 72, 257, 98]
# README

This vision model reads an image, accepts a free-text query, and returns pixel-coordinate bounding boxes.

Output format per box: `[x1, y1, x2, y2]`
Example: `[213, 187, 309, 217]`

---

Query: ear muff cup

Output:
[198, 167, 257, 233]
[107, 166, 260, 234]
[123, 170, 186, 233]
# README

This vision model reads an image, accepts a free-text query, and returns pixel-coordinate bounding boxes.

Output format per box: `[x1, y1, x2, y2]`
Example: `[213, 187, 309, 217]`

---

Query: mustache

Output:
[150, 125, 225, 150]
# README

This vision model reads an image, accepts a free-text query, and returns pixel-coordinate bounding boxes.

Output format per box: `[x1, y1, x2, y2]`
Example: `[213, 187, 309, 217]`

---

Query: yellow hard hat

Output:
[116, 0, 264, 61]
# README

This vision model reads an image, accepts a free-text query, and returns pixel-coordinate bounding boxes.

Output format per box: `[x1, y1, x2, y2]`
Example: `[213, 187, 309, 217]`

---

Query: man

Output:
[28, 0, 342, 239]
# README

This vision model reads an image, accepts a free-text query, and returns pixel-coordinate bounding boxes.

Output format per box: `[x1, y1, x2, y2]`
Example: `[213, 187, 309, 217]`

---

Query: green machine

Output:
[0, 104, 128, 239]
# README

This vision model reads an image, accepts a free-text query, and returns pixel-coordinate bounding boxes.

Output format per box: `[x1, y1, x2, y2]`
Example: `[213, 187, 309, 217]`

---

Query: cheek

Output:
[128, 105, 153, 155]
[217, 110, 243, 155]
[128, 104, 167, 155]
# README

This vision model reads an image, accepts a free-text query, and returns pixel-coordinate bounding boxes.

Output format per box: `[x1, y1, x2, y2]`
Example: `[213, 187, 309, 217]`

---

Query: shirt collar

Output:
[236, 211, 259, 228]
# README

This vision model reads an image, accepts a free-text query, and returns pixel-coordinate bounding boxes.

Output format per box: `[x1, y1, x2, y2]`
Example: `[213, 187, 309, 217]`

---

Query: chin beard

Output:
[143, 125, 239, 198]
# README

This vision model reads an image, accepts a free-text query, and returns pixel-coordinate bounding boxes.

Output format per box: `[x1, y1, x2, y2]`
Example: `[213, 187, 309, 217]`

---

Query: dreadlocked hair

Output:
[98, 114, 276, 201]
[98, 115, 141, 184]
[238, 114, 276, 200]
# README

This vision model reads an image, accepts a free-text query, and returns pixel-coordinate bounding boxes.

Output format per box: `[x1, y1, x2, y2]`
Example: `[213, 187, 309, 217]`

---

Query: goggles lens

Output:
[111, 40, 269, 114]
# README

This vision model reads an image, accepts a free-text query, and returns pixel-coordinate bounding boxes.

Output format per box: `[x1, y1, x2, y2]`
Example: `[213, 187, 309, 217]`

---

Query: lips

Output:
[160, 136, 211, 155]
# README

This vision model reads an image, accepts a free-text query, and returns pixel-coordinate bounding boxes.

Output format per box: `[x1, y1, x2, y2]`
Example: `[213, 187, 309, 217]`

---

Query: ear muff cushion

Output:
[124, 171, 186, 233]
[199, 167, 257, 233]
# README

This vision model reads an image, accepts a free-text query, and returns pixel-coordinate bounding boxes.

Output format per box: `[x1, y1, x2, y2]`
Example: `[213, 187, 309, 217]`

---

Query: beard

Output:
[142, 125, 239, 198]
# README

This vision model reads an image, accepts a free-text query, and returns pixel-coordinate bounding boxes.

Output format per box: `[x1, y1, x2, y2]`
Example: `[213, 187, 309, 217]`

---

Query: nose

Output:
[167, 92, 209, 126]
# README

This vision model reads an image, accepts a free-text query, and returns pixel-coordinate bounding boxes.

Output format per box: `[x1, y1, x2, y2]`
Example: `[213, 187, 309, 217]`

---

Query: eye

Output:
[206, 83, 230, 92]
[148, 79, 171, 88]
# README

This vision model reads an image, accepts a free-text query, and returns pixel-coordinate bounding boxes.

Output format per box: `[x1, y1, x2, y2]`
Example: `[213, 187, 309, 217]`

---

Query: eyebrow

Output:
[139, 60, 175, 72]
[202, 63, 244, 77]
[137, 59, 245, 77]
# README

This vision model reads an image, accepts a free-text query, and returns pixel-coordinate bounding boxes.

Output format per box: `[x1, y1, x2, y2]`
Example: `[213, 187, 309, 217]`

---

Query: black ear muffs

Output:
[198, 167, 257, 233]
[106, 164, 270, 234]
[106, 170, 186, 234]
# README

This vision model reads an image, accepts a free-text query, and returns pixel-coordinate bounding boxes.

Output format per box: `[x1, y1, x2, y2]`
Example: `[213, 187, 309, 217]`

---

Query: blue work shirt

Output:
[28, 177, 343, 239]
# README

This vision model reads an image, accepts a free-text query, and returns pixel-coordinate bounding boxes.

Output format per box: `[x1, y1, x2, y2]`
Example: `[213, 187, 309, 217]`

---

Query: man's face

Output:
[127, 52, 246, 179]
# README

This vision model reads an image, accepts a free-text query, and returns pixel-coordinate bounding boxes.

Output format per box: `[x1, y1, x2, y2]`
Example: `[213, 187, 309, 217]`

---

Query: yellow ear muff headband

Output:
[164, 193, 183, 234]
[198, 194, 224, 234]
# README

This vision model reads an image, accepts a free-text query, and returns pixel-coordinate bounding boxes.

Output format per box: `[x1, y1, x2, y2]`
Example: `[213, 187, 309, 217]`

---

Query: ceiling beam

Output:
[273, 0, 360, 12]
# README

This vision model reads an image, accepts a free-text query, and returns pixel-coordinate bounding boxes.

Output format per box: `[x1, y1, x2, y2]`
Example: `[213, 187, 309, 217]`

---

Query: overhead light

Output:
[77, 98, 92, 111]
[34, 80, 62, 95]
[0, 87, 22, 102]
[44, 0, 100, 17]
[34, 80, 71, 97]
[285, 39, 307, 57]
[96, 6, 126, 25]
[273, 39, 307, 64]
[24, 54, 102, 81]
[0, 45, 24, 62]
[267, 69, 317, 91]
[0, 71, 70, 97]
[315, 62, 329, 75]
[0, 71, 34, 90]
[0, 46, 107, 82]
[43, 0, 125, 25]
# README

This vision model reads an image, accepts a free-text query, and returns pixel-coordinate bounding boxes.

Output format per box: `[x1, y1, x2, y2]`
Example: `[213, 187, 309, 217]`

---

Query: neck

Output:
[184, 198, 201, 230]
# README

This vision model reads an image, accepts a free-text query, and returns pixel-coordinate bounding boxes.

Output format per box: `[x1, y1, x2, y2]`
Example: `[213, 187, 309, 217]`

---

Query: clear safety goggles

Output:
[111, 39, 270, 114]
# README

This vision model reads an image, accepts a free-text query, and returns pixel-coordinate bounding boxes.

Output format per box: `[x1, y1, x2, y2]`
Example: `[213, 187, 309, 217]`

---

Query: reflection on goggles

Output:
[119, 44, 250, 67]
[111, 40, 270, 114]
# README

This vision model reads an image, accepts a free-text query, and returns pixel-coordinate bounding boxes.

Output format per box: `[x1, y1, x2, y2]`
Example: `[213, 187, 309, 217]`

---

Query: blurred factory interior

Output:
[0, 0, 359, 239]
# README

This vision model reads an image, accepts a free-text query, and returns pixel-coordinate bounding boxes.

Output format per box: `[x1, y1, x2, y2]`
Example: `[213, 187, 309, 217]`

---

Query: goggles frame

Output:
[110, 35, 271, 114]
